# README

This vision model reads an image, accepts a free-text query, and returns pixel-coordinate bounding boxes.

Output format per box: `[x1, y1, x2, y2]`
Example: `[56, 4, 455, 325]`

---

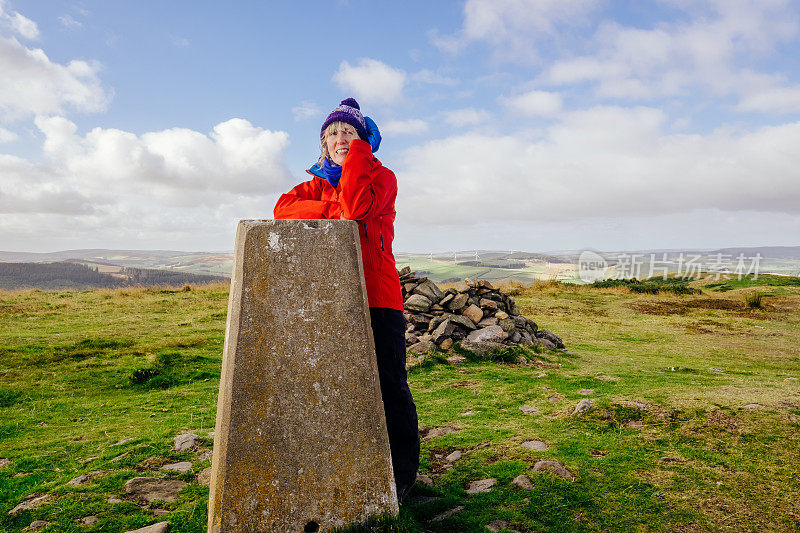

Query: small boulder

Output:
[512, 474, 535, 490]
[460, 340, 505, 357]
[519, 405, 541, 416]
[445, 450, 462, 462]
[413, 280, 443, 302]
[29, 521, 49, 530]
[466, 478, 497, 494]
[9, 494, 49, 516]
[446, 354, 466, 364]
[532, 460, 574, 481]
[422, 426, 458, 440]
[573, 399, 593, 415]
[408, 340, 436, 354]
[80, 516, 99, 525]
[477, 317, 499, 327]
[539, 338, 557, 350]
[578, 389, 594, 395]
[462, 304, 484, 324]
[486, 520, 510, 532]
[431, 506, 465, 522]
[161, 461, 192, 473]
[498, 318, 516, 333]
[416, 473, 434, 487]
[536, 328, 564, 349]
[447, 293, 469, 312]
[520, 440, 548, 451]
[123, 477, 186, 503]
[445, 313, 478, 330]
[404, 293, 432, 312]
[431, 319, 457, 344]
[67, 474, 89, 485]
[197, 467, 212, 486]
[173, 433, 200, 452]
[466, 325, 507, 343]
[125, 522, 170, 533]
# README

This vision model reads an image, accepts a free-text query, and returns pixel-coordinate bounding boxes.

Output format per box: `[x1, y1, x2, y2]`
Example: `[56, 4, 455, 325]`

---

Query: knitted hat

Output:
[320, 98, 368, 141]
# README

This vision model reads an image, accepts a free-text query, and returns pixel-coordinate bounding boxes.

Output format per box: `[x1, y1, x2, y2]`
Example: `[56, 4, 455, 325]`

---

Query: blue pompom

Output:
[340, 97, 360, 110]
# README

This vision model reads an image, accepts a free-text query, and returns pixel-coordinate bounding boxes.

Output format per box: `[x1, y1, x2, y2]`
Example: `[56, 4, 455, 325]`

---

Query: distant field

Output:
[1, 275, 798, 531]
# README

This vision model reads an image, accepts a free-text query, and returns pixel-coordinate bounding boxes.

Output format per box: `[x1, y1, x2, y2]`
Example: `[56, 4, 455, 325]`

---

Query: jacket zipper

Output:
[362, 222, 375, 271]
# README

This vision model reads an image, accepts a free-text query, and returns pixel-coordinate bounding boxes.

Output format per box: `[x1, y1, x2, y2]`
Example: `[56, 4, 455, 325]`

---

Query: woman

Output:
[273, 98, 420, 500]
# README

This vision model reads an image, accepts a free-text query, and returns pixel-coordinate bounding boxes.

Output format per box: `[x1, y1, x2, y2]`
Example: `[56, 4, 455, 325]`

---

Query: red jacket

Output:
[273, 139, 404, 311]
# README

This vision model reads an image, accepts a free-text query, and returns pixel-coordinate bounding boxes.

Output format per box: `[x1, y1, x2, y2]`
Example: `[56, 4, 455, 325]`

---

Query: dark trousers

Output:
[369, 307, 420, 494]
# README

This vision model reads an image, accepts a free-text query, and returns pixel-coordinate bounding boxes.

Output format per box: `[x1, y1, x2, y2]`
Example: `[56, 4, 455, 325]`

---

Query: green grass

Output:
[1, 280, 800, 532]
[705, 273, 800, 292]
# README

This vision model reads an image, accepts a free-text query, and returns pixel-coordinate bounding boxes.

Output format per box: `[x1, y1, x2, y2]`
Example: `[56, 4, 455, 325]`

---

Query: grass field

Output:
[1, 276, 799, 532]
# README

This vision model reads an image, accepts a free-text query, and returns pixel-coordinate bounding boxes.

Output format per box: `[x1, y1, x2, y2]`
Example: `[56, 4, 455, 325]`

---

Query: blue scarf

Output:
[322, 158, 342, 188]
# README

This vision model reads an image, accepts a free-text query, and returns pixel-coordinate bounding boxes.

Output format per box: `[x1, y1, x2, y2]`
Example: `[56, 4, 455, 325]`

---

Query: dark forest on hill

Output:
[0, 262, 227, 290]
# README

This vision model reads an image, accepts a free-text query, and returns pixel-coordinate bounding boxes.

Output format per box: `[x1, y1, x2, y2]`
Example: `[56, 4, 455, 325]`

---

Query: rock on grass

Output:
[161, 461, 192, 473]
[125, 522, 170, 533]
[123, 477, 186, 503]
[8, 494, 50, 516]
[431, 506, 465, 522]
[466, 478, 497, 494]
[173, 433, 200, 451]
[572, 399, 593, 414]
[512, 474, 535, 490]
[520, 440, 548, 451]
[197, 467, 212, 486]
[533, 460, 574, 481]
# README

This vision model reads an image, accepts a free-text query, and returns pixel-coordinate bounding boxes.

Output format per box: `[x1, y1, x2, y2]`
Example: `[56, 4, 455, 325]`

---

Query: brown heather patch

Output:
[705, 410, 742, 435]
[451, 380, 481, 389]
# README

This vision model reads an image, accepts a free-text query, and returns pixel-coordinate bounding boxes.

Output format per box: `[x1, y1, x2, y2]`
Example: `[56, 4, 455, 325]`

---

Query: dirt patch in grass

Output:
[685, 299, 744, 310]
[629, 301, 690, 315]
[629, 297, 747, 316]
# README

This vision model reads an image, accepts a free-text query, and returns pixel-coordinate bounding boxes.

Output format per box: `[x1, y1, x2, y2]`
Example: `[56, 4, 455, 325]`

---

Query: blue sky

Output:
[2, 0, 800, 253]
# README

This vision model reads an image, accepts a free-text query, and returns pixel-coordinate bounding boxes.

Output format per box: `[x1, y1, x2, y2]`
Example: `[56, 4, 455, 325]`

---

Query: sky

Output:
[1, 0, 800, 254]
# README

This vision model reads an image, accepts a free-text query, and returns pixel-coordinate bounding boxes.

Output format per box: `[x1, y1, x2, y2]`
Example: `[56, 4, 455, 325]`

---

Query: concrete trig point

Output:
[208, 219, 398, 532]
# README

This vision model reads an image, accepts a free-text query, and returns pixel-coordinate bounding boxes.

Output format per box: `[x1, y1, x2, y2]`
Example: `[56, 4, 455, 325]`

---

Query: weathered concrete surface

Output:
[208, 219, 397, 532]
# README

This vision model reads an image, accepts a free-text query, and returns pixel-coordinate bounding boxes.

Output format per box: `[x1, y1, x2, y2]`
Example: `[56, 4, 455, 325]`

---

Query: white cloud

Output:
[171, 35, 190, 48]
[411, 69, 458, 86]
[58, 14, 82, 30]
[432, 0, 599, 61]
[382, 119, 429, 136]
[0, 34, 110, 120]
[332, 58, 406, 106]
[0, 117, 293, 249]
[0, 1, 39, 40]
[33, 116, 292, 203]
[500, 90, 562, 116]
[292, 100, 321, 121]
[443, 107, 491, 127]
[736, 85, 800, 113]
[0, 126, 17, 142]
[540, 1, 800, 107]
[396, 106, 800, 226]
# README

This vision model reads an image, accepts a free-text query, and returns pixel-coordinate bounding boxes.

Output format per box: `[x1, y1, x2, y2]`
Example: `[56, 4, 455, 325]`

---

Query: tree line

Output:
[0, 261, 227, 290]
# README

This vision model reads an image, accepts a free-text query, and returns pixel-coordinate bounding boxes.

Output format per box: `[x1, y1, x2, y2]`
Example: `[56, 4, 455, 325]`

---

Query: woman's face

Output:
[325, 123, 358, 166]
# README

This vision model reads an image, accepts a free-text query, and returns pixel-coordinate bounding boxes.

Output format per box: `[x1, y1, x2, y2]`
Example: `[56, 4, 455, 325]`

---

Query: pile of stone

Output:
[398, 267, 565, 353]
